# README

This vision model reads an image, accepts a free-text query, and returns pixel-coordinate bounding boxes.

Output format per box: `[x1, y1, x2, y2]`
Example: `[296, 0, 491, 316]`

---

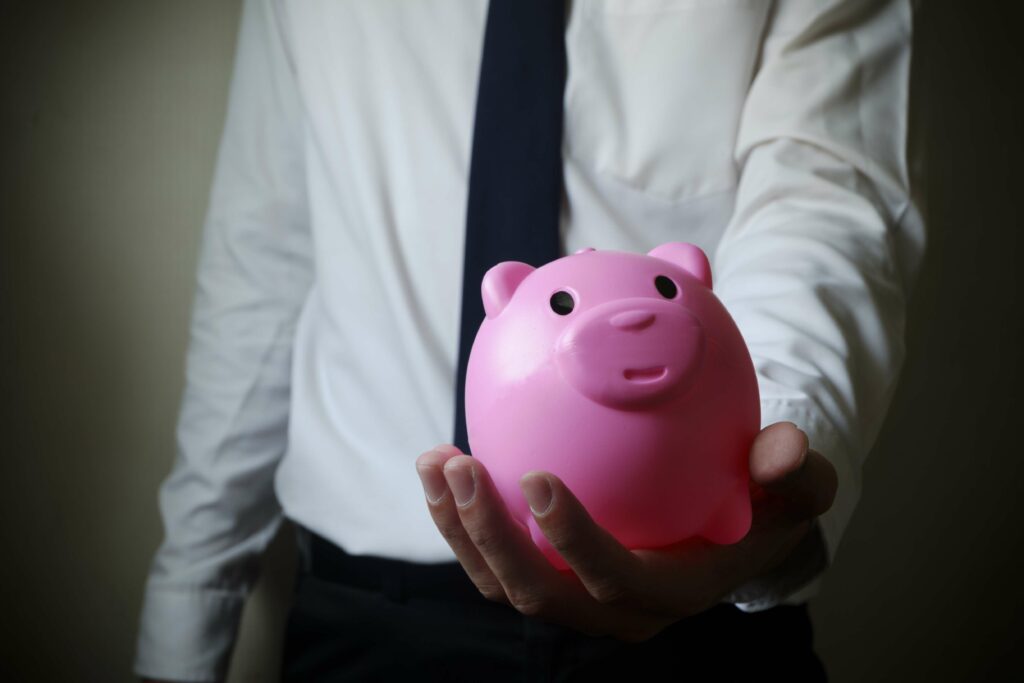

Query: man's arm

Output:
[412, 0, 922, 642]
[134, 0, 312, 680]
[715, 0, 925, 611]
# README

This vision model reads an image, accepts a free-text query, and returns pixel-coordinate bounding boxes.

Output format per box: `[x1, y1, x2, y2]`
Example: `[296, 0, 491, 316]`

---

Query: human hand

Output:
[415, 421, 837, 642]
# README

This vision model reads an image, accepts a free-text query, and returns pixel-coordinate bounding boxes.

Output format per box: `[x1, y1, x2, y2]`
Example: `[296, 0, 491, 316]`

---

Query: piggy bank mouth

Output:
[623, 366, 668, 383]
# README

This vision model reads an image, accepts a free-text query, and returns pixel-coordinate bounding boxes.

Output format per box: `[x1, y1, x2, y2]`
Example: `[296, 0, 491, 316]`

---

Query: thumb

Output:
[749, 422, 838, 520]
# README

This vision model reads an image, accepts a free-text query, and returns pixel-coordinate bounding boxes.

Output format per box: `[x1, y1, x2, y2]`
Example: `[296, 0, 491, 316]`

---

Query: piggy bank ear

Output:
[482, 261, 535, 318]
[647, 242, 712, 289]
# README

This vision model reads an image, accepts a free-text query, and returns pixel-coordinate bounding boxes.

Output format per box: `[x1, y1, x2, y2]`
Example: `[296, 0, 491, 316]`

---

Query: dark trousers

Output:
[280, 528, 828, 682]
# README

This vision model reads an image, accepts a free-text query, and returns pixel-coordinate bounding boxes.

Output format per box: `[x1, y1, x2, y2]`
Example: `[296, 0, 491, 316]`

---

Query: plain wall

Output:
[1, 1, 1020, 681]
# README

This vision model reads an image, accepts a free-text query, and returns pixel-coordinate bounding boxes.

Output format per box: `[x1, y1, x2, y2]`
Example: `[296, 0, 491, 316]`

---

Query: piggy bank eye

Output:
[655, 275, 678, 299]
[550, 290, 575, 315]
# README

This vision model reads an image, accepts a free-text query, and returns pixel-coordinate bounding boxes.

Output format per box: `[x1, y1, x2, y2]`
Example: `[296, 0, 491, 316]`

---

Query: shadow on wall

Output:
[809, 2, 1024, 680]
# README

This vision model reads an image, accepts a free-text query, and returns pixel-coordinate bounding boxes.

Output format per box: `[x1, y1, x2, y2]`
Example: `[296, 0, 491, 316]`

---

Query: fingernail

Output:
[444, 463, 476, 507]
[417, 464, 448, 504]
[520, 473, 553, 516]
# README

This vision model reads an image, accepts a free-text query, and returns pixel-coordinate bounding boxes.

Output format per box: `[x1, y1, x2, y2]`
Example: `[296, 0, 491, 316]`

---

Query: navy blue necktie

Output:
[452, 0, 567, 454]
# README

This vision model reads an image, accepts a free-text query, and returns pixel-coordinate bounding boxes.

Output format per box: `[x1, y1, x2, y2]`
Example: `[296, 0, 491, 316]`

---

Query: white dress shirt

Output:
[134, 0, 924, 680]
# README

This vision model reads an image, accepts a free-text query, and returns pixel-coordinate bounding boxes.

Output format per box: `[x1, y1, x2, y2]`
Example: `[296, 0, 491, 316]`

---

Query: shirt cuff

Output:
[133, 579, 247, 682]
[726, 516, 829, 613]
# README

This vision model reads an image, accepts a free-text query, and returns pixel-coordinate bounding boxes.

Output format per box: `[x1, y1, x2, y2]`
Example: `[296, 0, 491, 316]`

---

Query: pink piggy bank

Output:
[464, 242, 759, 570]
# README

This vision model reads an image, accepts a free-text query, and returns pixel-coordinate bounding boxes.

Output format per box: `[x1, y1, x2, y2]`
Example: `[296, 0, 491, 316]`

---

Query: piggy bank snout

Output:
[554, 298, 706, 409]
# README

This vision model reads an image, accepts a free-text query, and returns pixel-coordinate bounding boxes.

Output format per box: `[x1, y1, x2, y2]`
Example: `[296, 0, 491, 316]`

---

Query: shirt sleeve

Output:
[133, 0, 313, 680]
[713, 0, 925, 612]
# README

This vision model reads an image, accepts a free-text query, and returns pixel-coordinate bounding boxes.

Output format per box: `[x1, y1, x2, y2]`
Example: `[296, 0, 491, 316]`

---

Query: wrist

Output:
[722, 517, 828, 608]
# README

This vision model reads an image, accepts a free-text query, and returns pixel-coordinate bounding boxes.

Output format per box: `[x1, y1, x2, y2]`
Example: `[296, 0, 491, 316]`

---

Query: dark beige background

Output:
[2, 1, 1021, 681]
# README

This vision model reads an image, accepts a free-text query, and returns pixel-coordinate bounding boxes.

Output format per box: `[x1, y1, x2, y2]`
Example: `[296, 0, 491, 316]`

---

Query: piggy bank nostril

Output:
[609, 310, 656, 331]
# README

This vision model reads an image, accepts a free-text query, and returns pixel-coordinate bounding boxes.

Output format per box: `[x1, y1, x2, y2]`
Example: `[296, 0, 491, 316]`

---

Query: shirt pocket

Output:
[564, 0, 771, 202]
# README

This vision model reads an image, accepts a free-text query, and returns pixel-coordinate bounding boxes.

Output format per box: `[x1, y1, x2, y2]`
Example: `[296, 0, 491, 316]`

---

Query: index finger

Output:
[443, 456, 648, 636]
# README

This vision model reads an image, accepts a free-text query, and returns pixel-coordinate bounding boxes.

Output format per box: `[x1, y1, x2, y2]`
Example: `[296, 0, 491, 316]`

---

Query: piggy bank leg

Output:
[526, 515, 571, 571]
[701, 485, 753, 545]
